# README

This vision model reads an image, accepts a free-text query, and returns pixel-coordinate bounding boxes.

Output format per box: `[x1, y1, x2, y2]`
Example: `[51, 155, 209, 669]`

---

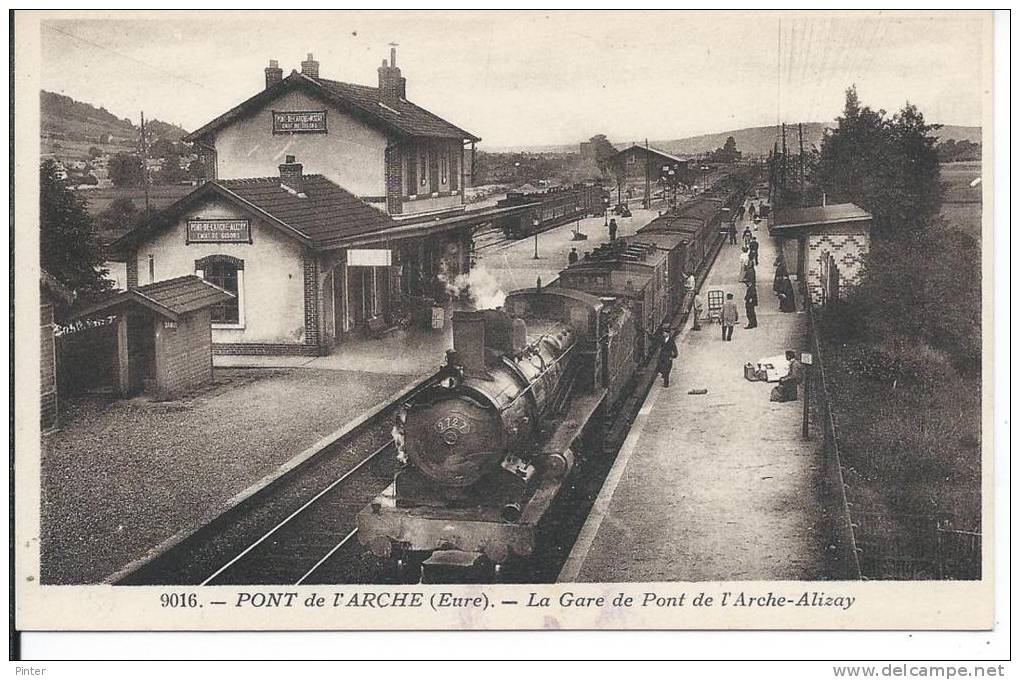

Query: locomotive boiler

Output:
[357, 288, 610, 578]
[399, 308, 579, 517]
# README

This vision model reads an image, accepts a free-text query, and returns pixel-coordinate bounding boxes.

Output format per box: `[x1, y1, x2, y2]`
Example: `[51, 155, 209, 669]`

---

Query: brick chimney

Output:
[300, 53, 319, 79]
[265, 59, 283, 89]
[279, 155, 304, 195]
[377, 46, 403, 104]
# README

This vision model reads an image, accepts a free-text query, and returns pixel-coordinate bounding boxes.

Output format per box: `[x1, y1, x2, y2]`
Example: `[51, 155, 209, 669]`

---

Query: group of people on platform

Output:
[648, 197, 800, 386]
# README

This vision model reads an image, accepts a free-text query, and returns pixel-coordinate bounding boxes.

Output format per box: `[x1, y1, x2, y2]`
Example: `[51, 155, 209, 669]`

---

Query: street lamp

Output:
[603, 196, 610, 227]
[532, 218, 540, 259]
[700, 165, 710, 192]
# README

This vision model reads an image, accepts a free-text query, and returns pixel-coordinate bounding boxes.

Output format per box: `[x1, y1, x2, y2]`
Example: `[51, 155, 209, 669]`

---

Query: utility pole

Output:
[644, 138, 651, 210]
[780, 123, 787, 208]
[140, 111, 150, 211]
[798, 122, 805, 200]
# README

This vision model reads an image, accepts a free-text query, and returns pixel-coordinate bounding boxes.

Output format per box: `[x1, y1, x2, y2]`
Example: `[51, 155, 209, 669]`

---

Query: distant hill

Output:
[40, 90, 190, 160]
[494, 122, 981, 157]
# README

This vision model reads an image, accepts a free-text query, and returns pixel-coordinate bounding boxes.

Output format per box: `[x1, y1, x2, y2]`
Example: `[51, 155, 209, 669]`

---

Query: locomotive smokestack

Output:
[452, 311, 488, 379]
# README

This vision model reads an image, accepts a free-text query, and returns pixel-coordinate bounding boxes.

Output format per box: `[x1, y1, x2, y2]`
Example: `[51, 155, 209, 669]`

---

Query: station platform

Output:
[560, 204, 831, 582]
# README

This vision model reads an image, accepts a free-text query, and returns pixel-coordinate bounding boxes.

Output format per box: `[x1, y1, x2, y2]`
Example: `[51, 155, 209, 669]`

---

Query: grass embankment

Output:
[818, 172, 982, 571]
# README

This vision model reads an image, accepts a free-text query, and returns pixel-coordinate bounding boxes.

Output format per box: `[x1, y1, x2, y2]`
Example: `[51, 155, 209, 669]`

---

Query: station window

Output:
[440, 151, 449, 185]
[196, 255, 244, 328]
[418, 147, 428, 189]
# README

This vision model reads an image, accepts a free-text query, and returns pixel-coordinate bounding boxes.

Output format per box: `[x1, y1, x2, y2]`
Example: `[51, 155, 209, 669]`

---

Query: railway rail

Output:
[115, 378, 435, 586]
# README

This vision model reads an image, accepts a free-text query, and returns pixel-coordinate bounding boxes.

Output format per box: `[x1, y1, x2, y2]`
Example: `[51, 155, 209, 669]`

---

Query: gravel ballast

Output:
[40, 368, 414, 584]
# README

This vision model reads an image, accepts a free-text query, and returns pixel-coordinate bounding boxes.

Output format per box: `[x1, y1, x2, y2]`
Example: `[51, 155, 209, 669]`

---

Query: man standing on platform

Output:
[692, 292, 704, 331]
[568, 247, 579, 266]
[653, 326, 678, 387]
[608, 218, 618, 241]
[728, 222, 738, 245]
[721, 293, 738, 341]
[744, 283, 758, 329]
[749, 236, 760, 266]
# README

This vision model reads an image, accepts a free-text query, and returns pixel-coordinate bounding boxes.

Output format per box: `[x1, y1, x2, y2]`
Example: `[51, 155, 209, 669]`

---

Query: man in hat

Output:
[744, 283, 759, 329]
[568, 247, 579, 266]
[721, 293, 739, 341]
[653, 325, 679, 387]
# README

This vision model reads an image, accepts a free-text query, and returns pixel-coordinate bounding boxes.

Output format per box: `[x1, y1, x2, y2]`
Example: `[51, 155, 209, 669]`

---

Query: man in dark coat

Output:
[568, 247, 579, 265]
[748, 236, 759, 266]
[728, 222, 738, 244]
[653, 326, 678, 387]
[608, 219, 618, 241]
[744, 283, 758, 329]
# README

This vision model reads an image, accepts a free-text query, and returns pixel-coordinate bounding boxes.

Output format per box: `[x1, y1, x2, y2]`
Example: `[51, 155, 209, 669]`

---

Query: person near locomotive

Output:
[744, 283, 759, 329]
[721, 293, 739, 341]
[728, 221, 738, 244]
[652, 325, 679, 387]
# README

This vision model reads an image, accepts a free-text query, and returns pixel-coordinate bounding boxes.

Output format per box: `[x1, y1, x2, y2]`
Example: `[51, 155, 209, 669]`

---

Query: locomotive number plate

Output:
[434, 413, 471, 445]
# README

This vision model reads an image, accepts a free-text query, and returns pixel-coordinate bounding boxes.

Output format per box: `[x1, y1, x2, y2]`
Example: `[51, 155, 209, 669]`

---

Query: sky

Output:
[38, 10, 988, 149]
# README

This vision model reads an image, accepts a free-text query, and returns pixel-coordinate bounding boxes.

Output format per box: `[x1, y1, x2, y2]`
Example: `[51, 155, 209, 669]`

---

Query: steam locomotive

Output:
[357, 169, 755, 581]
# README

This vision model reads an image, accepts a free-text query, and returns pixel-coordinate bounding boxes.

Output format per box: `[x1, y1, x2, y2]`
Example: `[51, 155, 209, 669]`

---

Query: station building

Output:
[608, 145, 692, 188]
[769, 202, 872, 305]
[112, 48, 514, 356]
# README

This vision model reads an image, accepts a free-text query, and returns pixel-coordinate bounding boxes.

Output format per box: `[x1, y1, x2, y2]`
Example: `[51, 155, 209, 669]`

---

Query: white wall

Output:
[135, 197, 308, 345]
[212, 89, 390, 198]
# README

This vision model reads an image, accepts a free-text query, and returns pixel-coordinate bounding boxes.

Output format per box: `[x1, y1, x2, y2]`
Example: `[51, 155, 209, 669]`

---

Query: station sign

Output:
[347, 249, 392, 267]
[272, 110, 327, 134]
[186, 218, 252, 244]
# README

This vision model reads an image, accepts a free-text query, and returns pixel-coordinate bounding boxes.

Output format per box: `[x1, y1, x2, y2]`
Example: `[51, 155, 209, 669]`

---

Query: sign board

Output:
[800, 352, 813, 365]
[347, 249, 392, 267]
[272, 110, 327, 134]
[186, 219, 251, 244]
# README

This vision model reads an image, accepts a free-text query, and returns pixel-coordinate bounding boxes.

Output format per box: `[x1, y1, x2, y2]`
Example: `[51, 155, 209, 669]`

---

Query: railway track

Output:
[116, 379, 434, 586]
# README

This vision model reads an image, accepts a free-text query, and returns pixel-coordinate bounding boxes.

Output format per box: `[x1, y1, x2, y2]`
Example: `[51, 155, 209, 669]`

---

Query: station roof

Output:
[610, 144, 690, 167]
[771, 203, 872, 231]
[185, 71, 479, 144]
[112, 175, 396, 252]
[72, 275, 234, 322]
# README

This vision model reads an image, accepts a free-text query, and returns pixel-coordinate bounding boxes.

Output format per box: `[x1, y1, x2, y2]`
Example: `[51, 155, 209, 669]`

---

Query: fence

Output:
[805, 298, 862, 580]
[807, 299, 982, 580]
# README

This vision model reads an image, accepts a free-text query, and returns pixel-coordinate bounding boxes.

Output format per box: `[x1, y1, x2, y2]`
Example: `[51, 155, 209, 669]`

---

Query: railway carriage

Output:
[496, 183, 603, 239]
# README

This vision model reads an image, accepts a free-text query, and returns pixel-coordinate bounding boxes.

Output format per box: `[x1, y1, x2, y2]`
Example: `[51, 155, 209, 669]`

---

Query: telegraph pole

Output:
[780, 123, 787, 208]
[644, 138, 651, 210]
[798, 122, 805, 198]
[140, 111, 150, 211]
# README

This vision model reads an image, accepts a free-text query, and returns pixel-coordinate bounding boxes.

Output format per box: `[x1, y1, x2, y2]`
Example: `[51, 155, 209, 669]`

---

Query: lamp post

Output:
[701, 165, 710, 192]
[533, 218, 540, 259]
[603, 196, 610, 227]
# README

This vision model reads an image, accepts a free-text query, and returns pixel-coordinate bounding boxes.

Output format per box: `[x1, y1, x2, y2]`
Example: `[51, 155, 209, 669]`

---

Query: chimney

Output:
[377, 46, 403, 104]
[279, 154, 304, 195]
[264, 59, 283, 89]
[300, 53, 319, 79]
[452, 311, 488, 379]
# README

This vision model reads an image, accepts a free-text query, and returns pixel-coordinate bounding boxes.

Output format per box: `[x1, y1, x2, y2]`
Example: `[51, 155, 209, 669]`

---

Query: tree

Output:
[108, 152, 145, 187]
[40, 160, 113, 300]
[815, 87, 941, 240]
[708, 136, 741, 163]
[156, 155, 186, 185]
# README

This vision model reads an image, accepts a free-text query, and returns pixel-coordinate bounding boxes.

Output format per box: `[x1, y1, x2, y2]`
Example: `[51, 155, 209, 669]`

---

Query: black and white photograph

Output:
[12, 9, 1002, 639]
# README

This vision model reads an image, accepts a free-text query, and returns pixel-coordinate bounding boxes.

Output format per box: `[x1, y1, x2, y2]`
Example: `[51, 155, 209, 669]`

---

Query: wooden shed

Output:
[71, 276, 233, 397]
[40, 270, 74, 431]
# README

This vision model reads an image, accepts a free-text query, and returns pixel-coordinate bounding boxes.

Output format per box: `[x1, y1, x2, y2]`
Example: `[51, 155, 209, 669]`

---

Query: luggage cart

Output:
[706, 289, 725, 324]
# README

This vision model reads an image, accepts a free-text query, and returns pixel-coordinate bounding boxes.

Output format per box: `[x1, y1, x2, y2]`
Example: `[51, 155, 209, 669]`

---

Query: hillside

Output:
[494, 122, 981, 157]
[40, 90, 190, 160]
